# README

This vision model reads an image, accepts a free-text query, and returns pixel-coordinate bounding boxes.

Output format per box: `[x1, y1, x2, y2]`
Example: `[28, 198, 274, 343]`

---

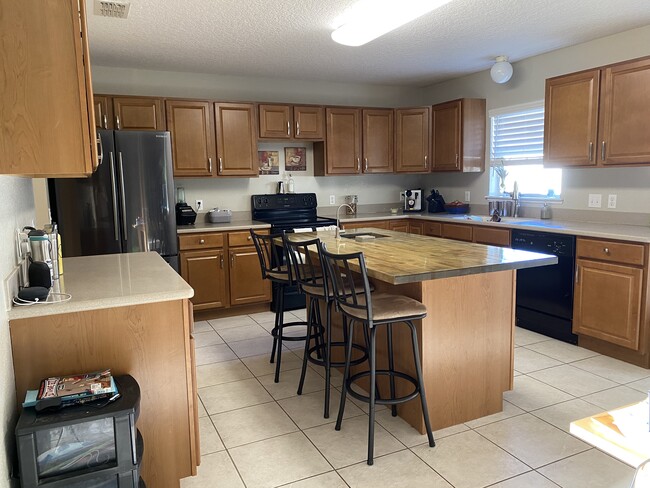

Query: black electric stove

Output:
[252, 193, 337, 311]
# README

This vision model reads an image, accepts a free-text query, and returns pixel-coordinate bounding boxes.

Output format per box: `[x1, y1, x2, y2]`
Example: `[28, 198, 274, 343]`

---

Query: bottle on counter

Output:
[540, 203, 552, 220]
[288, 174, 295, 193]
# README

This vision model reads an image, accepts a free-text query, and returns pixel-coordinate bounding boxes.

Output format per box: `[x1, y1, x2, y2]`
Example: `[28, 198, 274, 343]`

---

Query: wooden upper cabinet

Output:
[599, 57, 650, 165]
[259, 104, 292, 139]
[324, 108, 361, 174]
[294, 106, 324, 139]
[94, 95, 114, 130]
[166, 100, 216, 177]
[362, 109, 394, 173]
[395, 108, 430, 173]
[544, 70, 600, 166]
[214, 103, 258, 176]
[432, 98, 485, 173]
[0, 0, 97, 177]
[113, 96, 165, 131]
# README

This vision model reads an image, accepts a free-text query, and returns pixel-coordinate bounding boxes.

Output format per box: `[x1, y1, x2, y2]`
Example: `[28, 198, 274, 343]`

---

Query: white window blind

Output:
[490, 104, 544, 164]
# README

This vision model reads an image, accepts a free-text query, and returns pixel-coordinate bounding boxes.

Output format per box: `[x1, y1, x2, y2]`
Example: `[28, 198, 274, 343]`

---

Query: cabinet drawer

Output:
[442, 223, 473, 242]
[473, 227, 511, 247]
[577, 238, 644, 266]
[423, 221, 442, 237]
[179, 233, 224, 251]
[229, 230, 267, 247]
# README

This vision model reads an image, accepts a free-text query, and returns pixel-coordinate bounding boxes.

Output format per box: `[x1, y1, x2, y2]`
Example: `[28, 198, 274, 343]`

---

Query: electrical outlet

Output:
[588, 194, 602, 208]
[464, 191, 471, 202]
[329, 195, 335, 205]
[399, 192, 405, 201]
[607, 194, 617, 209]
[195, 199, 203, 211]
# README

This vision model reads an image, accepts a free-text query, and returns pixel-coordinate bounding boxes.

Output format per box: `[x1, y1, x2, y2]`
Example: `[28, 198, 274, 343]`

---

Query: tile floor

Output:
[182, 310, 649, 488]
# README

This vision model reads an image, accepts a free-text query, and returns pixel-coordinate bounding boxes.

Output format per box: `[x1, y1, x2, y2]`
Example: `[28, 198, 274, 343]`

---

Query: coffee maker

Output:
[403, 189, 423, 212]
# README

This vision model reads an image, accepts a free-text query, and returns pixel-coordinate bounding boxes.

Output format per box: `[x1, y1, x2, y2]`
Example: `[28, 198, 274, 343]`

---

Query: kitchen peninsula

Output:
[8, 252, 197, 488]
[293, 228, 557, 433]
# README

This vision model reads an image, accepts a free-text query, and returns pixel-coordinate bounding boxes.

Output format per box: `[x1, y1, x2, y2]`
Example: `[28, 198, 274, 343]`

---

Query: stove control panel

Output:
[252, 193, 317, 210]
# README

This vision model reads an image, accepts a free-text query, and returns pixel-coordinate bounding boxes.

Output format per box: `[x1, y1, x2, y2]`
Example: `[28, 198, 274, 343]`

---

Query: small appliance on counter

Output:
[175, 187, 197, 225]
[345, 195, 358, 215]
[403, 189, 422, 212]
[541, 203, 553, 219]
[207, 208, 232, 223]
[426, 189, 446, 213]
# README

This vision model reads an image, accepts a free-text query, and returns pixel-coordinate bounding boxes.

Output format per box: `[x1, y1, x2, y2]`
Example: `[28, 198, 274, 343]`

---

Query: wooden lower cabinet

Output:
[229, 246, 272, 305]
[180, 249, 228, 310]
[180, 231, 271, 312]
[408, 221, 424, 235]
[442, 223, 473, 242]
[341, 220, 390, 231]
[423, 221, 442, 237]
[473, 226, 511, 247]
[389, 220, 409, 233]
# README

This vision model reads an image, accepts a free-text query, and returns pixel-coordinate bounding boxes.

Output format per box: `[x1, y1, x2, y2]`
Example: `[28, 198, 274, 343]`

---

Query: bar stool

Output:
[320, 245, 435, 465]
[250, 229, 317, 383]
[282, 234, 369, 418]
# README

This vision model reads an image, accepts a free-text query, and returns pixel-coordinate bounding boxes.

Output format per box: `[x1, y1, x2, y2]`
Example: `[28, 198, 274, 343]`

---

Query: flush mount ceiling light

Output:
[490, 55, 513, 84]
[331, 0, 453, 47]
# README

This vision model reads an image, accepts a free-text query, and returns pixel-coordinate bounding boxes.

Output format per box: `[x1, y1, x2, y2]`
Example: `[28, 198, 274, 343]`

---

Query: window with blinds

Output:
[489, 102, 562, 199]
[490, 104, 544, 164]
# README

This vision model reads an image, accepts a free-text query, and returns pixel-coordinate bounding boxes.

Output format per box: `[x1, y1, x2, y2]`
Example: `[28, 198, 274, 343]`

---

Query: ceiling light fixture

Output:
[490, 56, 513, 84]
[331, 0, 453, 47]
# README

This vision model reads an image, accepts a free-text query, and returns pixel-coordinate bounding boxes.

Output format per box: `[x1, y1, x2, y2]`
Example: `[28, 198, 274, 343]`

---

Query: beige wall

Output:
[0, 176, 35, 487]
[422, 24, 650, 215]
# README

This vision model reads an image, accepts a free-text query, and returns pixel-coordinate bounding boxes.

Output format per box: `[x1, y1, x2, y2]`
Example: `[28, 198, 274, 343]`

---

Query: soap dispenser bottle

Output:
[288, 174, 295, 194]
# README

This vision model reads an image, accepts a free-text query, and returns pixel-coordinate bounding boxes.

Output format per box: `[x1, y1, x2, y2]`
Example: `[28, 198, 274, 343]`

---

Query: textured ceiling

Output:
[86, 0, 650, 86]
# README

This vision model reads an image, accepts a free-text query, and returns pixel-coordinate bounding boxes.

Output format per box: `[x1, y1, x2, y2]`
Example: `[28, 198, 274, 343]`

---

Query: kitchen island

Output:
[292, 228, 557, 433]
[8, 252, 197, 488]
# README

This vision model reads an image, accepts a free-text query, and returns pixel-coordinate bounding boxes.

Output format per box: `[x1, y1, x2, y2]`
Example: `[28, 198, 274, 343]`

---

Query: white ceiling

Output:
[86, 0, 650, 86]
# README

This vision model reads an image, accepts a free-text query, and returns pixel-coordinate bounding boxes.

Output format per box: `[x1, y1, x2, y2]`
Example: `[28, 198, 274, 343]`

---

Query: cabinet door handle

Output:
[220, 254, 224, 269]
[219, 157, 223, 174]
[116, 114, 121, 130]
[230, 253, 235, 267]
[296, 121, 300, 136]
[208, 157, 213, 174]
[357, 157, 360, 172]
[364, 157, 368, 172]
[247, 235, 252, 241]
[424, 155, 428, 168]
[603, 247, 610, 254]
[287, 121, 291, 136]
[575, 267, 580, 284]
[199, 239, 205, 244]
[455, 154, 459, 165]
[588, 142, 593, 162]
[103, 114, 108, 130]
[601, 141, 606, 160]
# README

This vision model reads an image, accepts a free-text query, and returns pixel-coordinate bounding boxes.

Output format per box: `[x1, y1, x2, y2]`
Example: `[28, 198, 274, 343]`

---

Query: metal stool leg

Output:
[407, 320, 435, 447]
[270, 285, 280, 364]
[335, 317, 354, 431]
[367, 325, 377, 466]
[297, 297, 317, 395]
[274, 290, 285, 383]
[324, 298, 333, 418]
[387, 323, 398, 417]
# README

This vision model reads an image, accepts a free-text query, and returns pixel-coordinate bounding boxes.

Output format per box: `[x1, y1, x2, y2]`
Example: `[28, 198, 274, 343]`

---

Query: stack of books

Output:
[23, 370, 118, 410]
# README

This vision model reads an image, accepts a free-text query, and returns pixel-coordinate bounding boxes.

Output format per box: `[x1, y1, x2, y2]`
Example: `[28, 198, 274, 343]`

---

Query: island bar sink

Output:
[340, 232, 390, 239]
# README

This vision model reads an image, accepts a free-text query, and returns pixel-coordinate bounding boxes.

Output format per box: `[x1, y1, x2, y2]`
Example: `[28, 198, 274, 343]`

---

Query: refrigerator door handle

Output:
[109, 152, 120, 241]
[118, 151, 128, 240]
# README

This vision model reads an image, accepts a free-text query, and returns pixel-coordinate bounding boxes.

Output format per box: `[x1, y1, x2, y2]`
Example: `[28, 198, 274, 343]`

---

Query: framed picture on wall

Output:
[258, 151, 279, 175]
[284, 147, 307, 171]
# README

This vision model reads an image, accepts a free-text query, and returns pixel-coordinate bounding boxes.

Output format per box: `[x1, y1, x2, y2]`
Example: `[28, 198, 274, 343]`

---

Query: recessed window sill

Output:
[485, 195, 564, 204]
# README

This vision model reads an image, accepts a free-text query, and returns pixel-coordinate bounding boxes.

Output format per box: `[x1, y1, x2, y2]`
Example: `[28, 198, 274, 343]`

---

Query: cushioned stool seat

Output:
[340, 293, 427, 322]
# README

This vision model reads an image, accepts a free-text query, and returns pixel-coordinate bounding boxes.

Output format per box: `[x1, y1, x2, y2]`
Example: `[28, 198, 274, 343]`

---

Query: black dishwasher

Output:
[511, 229, 577, 344]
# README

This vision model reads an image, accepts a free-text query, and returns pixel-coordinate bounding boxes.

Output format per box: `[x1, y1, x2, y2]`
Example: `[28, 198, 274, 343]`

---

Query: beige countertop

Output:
[336, 211, 650, 243]
[8, 252, 194, 321]
[177, 219, 270, 234]
[287, 228, 557, 285]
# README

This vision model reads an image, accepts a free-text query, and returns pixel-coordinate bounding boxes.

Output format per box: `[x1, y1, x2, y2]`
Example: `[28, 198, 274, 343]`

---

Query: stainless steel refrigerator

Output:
[49, 130, 179, 271]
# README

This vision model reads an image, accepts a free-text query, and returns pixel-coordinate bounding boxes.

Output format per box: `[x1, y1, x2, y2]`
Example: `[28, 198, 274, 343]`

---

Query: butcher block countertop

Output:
[286, 228, 557, 285]
[8, 252, 193, 320]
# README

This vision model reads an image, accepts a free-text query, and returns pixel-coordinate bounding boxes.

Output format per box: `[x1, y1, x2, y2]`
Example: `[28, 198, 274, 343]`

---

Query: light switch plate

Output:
[588, 194, 602, 208]
[464, 191, 471, 202]
[329, 195, 335, 205]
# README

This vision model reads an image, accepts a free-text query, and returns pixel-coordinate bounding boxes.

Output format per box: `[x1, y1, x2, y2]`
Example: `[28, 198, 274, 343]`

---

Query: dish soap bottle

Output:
[288, 174, 295, 194]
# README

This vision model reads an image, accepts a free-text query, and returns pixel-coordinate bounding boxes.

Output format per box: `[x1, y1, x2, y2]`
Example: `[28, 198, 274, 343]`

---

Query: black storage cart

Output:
[15, 375, 145, 488]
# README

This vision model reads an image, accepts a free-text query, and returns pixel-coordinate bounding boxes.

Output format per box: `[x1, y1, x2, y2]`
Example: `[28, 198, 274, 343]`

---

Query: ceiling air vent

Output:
[94, 0, 131, 19]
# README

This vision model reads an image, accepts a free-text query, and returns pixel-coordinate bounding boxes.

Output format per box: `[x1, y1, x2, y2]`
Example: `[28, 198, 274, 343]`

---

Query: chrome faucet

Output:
[335, 204, 354, 238]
